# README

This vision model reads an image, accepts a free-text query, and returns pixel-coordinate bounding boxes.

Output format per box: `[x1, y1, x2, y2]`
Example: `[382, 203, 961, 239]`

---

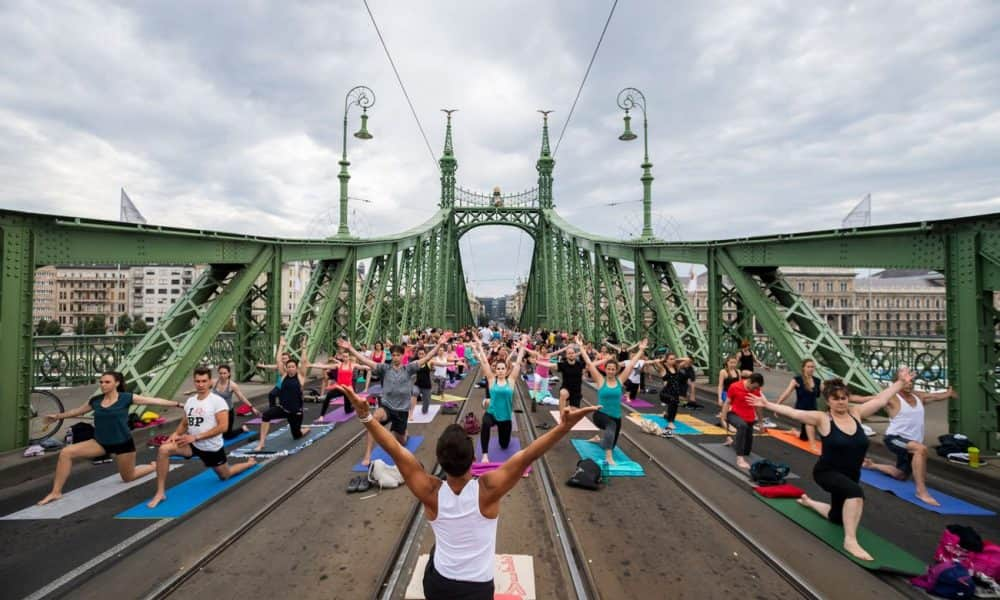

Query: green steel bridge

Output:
[1, 113, 998, 453]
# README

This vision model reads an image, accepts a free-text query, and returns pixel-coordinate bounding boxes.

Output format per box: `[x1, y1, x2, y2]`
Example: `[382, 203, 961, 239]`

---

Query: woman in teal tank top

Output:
[471, 340, 527, 463]
[580, 337, 649, 465]
[38, 371, 183, 506]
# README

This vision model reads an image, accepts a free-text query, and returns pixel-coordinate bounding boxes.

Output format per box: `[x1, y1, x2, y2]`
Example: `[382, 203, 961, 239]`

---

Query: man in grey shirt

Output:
[340, 334, 449, 466]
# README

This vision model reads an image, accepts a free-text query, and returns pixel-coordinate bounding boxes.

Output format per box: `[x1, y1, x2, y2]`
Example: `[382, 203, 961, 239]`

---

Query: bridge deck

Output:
[1, 369, 997, 599]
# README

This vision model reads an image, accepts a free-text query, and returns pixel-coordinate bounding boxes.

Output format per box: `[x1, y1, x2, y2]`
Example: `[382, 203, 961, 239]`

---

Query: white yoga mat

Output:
[408, 404, 441, 423]
[405, 554, 535, 599]
[549, 410, 599, 431]
[2, 465, 182, 520]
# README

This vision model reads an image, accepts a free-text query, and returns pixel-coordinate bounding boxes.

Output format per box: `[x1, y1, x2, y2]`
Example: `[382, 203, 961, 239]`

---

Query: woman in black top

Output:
[411, 347, 434, 417]
[737, 339, 764, 376]
[650, 353, 691, 433]
[775, 358, 823, 449]
[748, 368, 913, 562]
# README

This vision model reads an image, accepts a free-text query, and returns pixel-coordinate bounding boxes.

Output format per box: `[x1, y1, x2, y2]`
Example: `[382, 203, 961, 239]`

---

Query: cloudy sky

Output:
[2, 1, 999, 295]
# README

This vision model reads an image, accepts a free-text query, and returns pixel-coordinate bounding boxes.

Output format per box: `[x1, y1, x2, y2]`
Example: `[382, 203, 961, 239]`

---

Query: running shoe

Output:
[660, 429, 674, 439]
[761, 418, 777, 429]
[91, 456, 113, 465]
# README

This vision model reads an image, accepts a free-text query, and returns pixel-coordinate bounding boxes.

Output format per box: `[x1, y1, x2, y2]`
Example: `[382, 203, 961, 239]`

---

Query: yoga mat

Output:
[444, 380, 458, 389]
[405, 554, 536, 600]
[475, 436, 522, 462]
[860, 470, 996, 516]
[756, 495, 926, 575]
[2, 465, 182, 520]
[622, 397, 654, 408]
[676, 414, 729, 435]
[171, 430, 256, 460]
[549, 410, 599, 431]
[315, 407, 356, 424]
[571, 439, 644, 477]
[352, 435, 424, 472]
[628, 414, 700, 435]
[246, 416, 282, 425]
[230, 425, 333, 457]
[700, 443, 800, 479]
[470, 462, 532, 477]
[117, 464, 261, 519]
[436, 393, 466, 403]
[767, 428, 821, 456]
[367, 384, 382, 395]
[408, 404, 441, 423]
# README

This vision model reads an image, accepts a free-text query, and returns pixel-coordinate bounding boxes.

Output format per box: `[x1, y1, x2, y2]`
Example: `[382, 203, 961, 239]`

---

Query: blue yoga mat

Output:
[641, 414, 700, 435]
[352, 435, 424, 472]
[571, 439, 645, 477]
[860, 470, 996, 516]
[170, 431, 256, 460]
[116, 464, 260, 519]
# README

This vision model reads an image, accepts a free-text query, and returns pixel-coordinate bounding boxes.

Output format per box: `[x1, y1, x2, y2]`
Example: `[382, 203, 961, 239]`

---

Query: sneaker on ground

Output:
[761, 418, 777, 429]
[660, 429, 674, 438]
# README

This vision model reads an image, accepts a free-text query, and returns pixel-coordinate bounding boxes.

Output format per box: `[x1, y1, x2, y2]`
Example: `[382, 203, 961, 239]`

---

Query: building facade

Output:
[131, 265, 202, 325]
[49, 265, 132, 333]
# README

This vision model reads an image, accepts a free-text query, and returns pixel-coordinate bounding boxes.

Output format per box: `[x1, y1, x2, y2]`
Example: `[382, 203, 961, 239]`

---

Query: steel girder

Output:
[945, 231, 999, 451]
[593, 248, 636, 343]
[356, 252, 391, 346]
[0, 225, 35, 449]
[120, 248, 274, 408]
[634, 253, 709, 369]
[714, 249, 880, 395]
[282, 257, 355, 363]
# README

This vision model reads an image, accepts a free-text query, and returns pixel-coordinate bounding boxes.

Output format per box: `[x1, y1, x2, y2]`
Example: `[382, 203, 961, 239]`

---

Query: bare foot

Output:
[246, 457, 258, 466]
[605, 454, 616, 466]
[254, 443, 265, 452]
[361, 457, 371, 467]
[724, 436, 734, 447]
[481, 454, 490, 464]
[916, 491, 941, 507]
[844, 539, 874, 561]
[809, 443, 820, 453]
[301, 427, 311, 437]
[736, 457, 751, 470]
[146, 492, 167, 509]
[862, 458, 874, 469]
[588, 435, 601, 443]
[797, 494, 812, 508]
[37, 492, 62, 506]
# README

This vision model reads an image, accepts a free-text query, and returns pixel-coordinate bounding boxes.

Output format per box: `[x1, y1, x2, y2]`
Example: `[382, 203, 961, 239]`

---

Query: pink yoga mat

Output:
[474, 436, 522, 462]
[315, 407, 356, 424]
[622, 398, 654, 408]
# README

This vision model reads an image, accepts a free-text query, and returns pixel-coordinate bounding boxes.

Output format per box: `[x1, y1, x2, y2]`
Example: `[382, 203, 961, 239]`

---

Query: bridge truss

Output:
[1, 113, 998, 451]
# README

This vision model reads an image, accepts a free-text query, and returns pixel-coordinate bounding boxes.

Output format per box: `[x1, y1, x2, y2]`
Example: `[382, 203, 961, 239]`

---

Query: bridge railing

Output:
[454, 187, 538, 209]
[718, 334, 951, 391]
[33, 332, 247, 388]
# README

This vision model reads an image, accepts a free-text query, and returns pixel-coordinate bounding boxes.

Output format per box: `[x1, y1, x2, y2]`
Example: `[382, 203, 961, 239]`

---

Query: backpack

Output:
[566, 458, 603, 490]
[937, 433, 973, 458]
[441, 402, 459, 415]
[463, 412, 481, 435]
[367, 459, 404, 489]
[638, 418, 665, 436]
[69, 422, 95, 444]
[912, 562, 976, 598]
[749, 459, 790, 486]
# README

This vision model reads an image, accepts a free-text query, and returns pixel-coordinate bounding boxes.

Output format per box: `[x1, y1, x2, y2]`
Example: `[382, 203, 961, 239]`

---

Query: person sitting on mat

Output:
[38, 371, 185, 506]
[580, 336, 648, 464]
[721, 373, 766, 469]
[338, 383, 598, 600]
[860, 367, 957, 507]
[341, 333, 449, 467]
[255, 339, 312, 451]
[470, 336, 527, 463]
[148, 367, 258, 508]
[746, 368, 914, 561]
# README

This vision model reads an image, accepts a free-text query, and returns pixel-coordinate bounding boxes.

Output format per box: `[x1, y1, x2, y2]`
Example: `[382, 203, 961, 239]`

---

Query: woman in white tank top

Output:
[336, 346, 598, 599]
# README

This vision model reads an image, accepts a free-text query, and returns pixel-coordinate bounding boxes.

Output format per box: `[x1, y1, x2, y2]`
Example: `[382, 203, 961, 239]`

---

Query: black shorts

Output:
[99, 438, 136, 455]
[189, 445, 228, 468]
[380, 407, 409, 435]
[423, 547, 493, 600]
[884, 435, 914, 476]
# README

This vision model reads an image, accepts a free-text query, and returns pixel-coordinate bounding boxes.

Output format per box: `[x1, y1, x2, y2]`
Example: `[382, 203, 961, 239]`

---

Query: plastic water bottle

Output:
[969, 447, 980, 468]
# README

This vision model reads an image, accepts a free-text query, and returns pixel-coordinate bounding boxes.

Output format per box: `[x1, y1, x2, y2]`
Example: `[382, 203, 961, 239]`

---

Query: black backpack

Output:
[567, 458, 602, 490]
[750, 459, 790, 486]
[69, 422, 95, 444]
[936, 434, 972, 458]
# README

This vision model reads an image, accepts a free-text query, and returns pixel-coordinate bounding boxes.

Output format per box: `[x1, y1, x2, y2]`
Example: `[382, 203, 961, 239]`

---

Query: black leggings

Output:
[592, 410, 622, 450]
[660, 392, 679, 423]
[625, 380, 639, 401]
[267, 386, 279, 408]
[814, 469, 864, 525]
[222, 407, 243, 440]
[423, 547, 493, 600]
[726, 412, 754, 457]
[261, 405, 305, 439]
[480, 413, 512, 455]
[322, 387, 345, 416]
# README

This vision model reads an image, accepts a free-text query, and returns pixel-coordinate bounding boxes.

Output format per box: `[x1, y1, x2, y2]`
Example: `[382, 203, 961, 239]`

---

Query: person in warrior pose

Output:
[580, 337, 647, 464]
[470, 338, 527, 463]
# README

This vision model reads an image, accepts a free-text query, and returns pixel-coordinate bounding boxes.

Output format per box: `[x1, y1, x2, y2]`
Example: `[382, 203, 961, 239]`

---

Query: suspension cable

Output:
[553, 0, 619, 156]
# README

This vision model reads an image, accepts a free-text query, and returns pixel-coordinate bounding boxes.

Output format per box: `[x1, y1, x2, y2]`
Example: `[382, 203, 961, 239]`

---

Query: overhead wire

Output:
[553, 0, 619, 157]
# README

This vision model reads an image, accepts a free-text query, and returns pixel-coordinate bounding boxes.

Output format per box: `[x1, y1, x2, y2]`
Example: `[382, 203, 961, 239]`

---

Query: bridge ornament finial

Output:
[536, 110, 555, 208]
[439, 109, 459, 208]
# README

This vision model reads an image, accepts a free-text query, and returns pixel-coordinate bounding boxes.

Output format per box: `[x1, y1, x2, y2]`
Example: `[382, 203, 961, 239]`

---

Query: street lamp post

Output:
[337, 85, 376, 238]
[616, 87, 654, 240]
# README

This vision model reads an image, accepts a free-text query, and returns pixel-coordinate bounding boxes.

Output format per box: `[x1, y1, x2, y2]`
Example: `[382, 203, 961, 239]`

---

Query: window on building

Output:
[841, 298, 849, 307]
[170, 289, 180, 295]
[840, 282, 848, 292]
[797, 282, 805, 292]
[826, 282, 833, 292]
[895, 299, 901, 308]
[905, 299, 910, 308]
[158, 289, 167, 294]
[826, 298, 834, 307]
[936, 299, 941, 308]
[171, 279, 180, 285]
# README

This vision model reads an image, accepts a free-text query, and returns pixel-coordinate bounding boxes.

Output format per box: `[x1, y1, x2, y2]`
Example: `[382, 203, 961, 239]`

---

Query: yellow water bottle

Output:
[969, 447, 980, 468]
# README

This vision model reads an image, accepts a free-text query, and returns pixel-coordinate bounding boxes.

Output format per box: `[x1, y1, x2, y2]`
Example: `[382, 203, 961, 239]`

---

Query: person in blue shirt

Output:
[580, 336, 648, 465]
[38, 371, 184, 506]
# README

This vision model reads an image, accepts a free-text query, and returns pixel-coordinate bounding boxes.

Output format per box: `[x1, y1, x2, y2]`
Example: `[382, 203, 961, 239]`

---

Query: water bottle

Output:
[969, 446, 980, 468]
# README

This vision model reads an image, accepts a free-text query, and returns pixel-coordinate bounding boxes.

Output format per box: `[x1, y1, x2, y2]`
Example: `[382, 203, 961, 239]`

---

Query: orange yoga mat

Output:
[766, 428, 821, 456]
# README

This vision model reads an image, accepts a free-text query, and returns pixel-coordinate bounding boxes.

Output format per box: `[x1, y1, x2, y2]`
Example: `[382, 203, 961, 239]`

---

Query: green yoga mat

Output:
[756, 495, 926, 575]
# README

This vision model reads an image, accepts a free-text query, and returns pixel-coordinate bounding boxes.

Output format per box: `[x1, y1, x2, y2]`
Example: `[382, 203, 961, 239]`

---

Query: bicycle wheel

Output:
[29, 389, 64, 443]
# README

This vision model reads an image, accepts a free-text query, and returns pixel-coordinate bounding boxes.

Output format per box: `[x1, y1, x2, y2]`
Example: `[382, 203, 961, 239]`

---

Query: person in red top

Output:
[722, 373, 765, 470]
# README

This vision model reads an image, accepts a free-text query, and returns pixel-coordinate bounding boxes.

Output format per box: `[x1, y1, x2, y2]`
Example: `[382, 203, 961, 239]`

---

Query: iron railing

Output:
[454, 186, 538, 209]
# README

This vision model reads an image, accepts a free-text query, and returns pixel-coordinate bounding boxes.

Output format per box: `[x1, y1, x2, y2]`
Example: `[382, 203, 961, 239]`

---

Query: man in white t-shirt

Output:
[147, 366, 257, 508]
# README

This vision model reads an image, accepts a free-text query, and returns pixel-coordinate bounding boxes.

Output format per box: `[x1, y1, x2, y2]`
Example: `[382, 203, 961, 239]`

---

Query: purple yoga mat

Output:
[623, 398, 654, 408]
[471, 462, 532, 477]
[444, 380, 458, 389]
[474, 436, 522, 462]
[314, 407, 356, 424]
